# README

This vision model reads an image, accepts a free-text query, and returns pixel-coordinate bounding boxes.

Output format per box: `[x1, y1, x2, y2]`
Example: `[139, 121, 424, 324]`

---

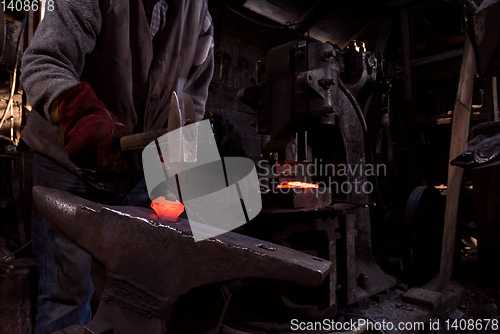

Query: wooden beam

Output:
[243, 0, 335, 43]
[438, 37, 476, 288]
[244, 0, 297, 28]
[410, 48, 464, 68]
[294, 0, 328, 34]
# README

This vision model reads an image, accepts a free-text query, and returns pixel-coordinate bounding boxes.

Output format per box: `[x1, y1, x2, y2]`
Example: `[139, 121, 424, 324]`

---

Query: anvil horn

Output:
[33, 186, 332, 333]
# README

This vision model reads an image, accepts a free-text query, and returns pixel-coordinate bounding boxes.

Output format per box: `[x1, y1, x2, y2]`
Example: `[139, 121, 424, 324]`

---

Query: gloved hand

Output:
[51, 82, 138, 172]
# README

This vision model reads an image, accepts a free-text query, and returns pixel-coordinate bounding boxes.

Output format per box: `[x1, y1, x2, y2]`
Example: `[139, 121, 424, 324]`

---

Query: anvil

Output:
[32, 186, 332, 334]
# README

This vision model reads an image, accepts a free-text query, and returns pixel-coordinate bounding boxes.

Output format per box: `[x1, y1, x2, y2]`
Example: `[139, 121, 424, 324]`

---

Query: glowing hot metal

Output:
[277, 181, 319, 189]
[151, 196, 185, 221]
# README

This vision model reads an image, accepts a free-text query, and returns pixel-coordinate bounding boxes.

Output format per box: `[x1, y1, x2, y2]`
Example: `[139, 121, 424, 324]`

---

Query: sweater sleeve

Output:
[20, 0, 102, 122]
[182, 11, 215, 121]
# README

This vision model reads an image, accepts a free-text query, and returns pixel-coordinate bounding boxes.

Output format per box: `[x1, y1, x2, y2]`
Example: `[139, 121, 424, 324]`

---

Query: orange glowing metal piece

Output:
[277, 181, 319, 189]
[151, 196, 185, 221]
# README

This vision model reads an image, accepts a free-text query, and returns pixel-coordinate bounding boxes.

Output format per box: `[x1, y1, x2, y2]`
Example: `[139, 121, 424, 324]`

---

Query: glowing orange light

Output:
[277, 181, 319, 189]
[151, 196, 185, 221]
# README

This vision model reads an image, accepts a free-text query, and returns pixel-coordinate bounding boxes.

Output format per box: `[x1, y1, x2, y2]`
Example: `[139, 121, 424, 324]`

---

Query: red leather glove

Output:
[53, 82, 137, 172]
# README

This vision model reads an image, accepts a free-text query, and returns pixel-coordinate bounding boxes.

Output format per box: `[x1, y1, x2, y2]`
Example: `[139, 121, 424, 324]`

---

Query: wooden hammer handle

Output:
[120, 128, 169, 151]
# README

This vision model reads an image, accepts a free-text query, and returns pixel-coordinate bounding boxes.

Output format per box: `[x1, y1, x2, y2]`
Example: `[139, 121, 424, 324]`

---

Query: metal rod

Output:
[0, 13, 27, 130]
[10, 101, 13, 142]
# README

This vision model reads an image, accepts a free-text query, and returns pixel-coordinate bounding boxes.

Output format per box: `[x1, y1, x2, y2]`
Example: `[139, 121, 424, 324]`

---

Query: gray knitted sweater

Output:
[20, 0, 214, 172]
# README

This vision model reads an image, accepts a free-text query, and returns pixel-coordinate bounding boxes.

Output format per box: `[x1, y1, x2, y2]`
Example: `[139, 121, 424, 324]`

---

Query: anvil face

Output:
[33, 186, 332, 333]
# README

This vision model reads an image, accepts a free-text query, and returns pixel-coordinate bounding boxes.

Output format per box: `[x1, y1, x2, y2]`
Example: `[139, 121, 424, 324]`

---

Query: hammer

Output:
[77, 92, 194, 200]
[119, 91, 195, 151]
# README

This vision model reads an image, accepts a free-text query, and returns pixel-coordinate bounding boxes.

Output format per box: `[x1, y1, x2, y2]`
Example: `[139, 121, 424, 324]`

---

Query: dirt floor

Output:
[447, 255, 500, 333]
[418, 251, 500, 334]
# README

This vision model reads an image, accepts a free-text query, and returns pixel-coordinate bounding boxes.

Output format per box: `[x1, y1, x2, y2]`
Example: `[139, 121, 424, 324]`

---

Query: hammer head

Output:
[167, 92, 196, 132]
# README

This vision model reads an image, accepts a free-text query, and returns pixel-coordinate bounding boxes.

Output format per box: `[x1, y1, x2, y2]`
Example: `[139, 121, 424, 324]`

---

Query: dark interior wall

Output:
[207, 1, 304, 160]
[206, 27, 264, 159]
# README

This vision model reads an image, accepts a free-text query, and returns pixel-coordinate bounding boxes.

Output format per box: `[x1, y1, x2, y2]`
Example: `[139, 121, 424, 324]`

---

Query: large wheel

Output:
[402, 186, 444, 283]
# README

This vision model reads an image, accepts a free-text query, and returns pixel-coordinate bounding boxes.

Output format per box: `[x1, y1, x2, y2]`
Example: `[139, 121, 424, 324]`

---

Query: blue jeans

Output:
[32, 153, 149, 334]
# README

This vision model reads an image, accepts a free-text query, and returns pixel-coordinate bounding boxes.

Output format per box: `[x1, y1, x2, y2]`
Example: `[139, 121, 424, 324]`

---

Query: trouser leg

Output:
[32, 153, 94, 334]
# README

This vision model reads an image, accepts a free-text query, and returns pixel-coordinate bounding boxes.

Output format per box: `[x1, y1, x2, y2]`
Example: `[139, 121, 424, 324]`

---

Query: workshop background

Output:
[1, 0, 500, 333]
